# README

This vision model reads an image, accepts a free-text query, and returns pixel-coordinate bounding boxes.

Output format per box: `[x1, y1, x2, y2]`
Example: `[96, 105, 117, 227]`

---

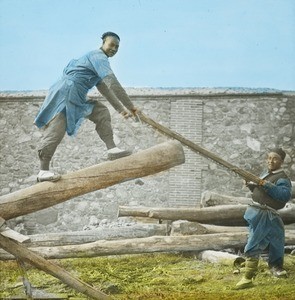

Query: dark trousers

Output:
[38, 101, 115, 170]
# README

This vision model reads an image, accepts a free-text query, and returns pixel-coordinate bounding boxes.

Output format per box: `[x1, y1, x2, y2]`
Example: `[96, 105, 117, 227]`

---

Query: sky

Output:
[0, 0, 294, 91]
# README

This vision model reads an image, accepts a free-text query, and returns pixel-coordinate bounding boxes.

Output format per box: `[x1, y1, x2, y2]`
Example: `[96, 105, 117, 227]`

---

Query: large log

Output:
[118, 203, 295, 225]
[1, 222, 293, 249]
[0, 141, 184, 220]
[0, 234, 110, 299]
[0, 231, 294, 261]
[0, 233, 248, 260]
[21, 224, 167, 247]
[1, 230, 295, 261]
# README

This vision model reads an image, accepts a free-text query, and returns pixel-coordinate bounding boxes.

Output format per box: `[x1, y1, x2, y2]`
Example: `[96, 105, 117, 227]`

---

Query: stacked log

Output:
[1, 225, 294, 260]
[118, 203, 295, 225]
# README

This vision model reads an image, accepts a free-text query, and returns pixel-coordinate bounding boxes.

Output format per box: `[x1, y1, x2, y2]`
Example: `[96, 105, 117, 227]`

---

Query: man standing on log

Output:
[235, 148, 292, 289]
[34, 32, 138, 182]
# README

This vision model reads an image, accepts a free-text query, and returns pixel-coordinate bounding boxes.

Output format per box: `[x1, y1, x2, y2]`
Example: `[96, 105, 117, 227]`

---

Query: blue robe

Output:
[244, 170, 292, 267]
[34, 49, 113, 136]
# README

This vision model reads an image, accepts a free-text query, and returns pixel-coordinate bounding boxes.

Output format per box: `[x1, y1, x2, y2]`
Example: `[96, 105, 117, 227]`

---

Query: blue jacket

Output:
[34, 49, 113, 136]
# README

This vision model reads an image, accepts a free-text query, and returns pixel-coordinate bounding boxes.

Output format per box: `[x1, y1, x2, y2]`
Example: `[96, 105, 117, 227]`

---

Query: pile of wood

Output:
[2, 112, 294, 299]
[1, 136, 294, 298]
[1, 194, 294, 261]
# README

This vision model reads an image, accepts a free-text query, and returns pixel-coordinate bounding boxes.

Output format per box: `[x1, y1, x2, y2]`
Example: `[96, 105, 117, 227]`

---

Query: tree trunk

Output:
[21, 224, 167, 247]
[1, 230, 294, 261]
[0, 141, 184, 220]
[118, 204, 295, 225]
[0, 233, 249, 260]
[0, 234, 110, 300]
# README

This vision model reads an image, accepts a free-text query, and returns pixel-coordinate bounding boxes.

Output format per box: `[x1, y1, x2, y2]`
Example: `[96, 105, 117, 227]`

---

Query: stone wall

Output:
[201, 94, 295, 196]
[0, 88, 294, 234]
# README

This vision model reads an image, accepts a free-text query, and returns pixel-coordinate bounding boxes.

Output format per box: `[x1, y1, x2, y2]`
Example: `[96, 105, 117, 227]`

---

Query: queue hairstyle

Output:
[101, 32, 120, 42]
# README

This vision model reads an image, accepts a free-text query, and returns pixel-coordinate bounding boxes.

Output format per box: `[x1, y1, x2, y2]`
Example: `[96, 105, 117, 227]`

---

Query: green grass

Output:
[1, 253, 295, 299]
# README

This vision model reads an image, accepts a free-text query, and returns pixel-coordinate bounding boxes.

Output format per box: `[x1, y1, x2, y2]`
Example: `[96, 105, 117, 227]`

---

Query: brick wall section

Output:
[169, 98, 204, 206]
[0, 89, 294, 234]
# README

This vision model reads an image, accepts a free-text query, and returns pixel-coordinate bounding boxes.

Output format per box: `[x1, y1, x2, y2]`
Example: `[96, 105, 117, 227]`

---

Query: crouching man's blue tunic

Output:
[34, 49, 113, 136]
[244, 169, 292, 267]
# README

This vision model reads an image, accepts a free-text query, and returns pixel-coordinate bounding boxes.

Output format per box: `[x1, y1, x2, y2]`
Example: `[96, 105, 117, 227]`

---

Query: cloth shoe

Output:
[270, 267, 288, 278]
[107, 147, 132, 160]
[235, 257, 259, 290]
[235, 276, 254, 290]
[37, 170, 61, 182]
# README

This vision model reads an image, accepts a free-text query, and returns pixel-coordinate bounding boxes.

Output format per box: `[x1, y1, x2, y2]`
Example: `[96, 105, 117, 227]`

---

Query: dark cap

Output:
[101, 32, 120, 41]
[271, 148, 286, 161]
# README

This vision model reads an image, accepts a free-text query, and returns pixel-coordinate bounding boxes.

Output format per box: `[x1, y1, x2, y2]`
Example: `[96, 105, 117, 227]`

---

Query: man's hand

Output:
[130, 107, 140, 116]
[120, 107, 140, 119]
[245, 180, 258, 192]
[120, 110, 132, 119]
[258, 179, 266, 186]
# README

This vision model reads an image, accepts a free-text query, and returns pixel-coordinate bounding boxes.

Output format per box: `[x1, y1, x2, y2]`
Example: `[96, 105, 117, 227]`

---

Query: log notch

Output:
[0, 141, 184, 220]
[118, 204, 295, 225]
